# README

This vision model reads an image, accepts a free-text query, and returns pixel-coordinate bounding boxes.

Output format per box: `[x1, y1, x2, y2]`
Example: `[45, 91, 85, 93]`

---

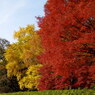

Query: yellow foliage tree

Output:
[5, 25, 43, 90]
[19, 64, 42, 90]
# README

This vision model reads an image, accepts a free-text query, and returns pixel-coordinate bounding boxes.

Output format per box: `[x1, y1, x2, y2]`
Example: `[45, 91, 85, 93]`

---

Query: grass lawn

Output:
[0, 89, 95, 95]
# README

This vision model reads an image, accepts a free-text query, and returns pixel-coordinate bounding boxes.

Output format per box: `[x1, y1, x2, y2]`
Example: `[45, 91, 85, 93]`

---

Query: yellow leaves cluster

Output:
[5, 43, 21, 62]
[4, 25, 43, 90]
[19, 64, 42, 90]
[14, 25, 35, 42]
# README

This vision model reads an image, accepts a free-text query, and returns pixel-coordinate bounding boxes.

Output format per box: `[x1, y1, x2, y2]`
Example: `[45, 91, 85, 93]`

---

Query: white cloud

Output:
[0, 0, 26, 25]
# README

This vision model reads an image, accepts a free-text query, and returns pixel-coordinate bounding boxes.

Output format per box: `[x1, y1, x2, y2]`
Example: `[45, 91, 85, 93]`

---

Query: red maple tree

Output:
[37, 0, 95, 90]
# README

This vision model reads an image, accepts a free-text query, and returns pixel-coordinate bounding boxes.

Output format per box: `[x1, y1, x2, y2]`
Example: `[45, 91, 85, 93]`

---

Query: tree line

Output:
[0, 0, 95, 93]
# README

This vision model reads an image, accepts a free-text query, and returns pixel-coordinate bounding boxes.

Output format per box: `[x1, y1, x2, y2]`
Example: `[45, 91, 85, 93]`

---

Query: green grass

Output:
[0, 89, 95, 95]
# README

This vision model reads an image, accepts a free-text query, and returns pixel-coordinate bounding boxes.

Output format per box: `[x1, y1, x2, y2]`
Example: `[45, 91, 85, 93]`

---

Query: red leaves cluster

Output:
[37, 0, 95, 90]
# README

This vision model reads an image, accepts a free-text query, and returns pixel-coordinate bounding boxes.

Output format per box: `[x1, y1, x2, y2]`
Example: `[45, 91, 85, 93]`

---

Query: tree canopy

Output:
[5, 25, 43, 90]
[37, 0, 95, 90]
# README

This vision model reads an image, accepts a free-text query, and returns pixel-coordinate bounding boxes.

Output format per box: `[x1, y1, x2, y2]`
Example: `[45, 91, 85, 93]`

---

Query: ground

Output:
[0, 89, 95, 95]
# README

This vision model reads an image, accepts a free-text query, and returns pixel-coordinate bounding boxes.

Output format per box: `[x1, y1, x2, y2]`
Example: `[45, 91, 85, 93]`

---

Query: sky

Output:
[0, 0, 47, 43]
